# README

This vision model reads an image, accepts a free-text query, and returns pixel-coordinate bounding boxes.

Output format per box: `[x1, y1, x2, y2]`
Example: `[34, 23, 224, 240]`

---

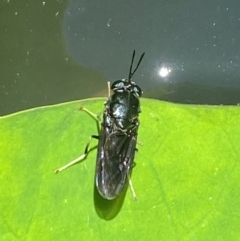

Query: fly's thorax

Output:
[107, 90, 140, 130]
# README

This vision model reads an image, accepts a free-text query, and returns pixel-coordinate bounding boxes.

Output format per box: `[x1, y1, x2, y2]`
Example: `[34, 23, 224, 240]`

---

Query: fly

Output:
[55, 50, 145, 200]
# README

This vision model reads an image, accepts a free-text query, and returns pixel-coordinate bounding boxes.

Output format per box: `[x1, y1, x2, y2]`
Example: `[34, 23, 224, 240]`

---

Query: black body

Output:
[96, 51, 145, 199]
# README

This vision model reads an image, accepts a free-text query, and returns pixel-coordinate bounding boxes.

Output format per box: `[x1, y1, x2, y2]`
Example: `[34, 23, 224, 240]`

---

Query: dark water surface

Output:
[1, 0, 240, 115]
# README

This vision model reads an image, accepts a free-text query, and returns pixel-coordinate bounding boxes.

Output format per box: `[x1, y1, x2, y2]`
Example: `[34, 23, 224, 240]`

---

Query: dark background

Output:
[1, 0, 240, 115]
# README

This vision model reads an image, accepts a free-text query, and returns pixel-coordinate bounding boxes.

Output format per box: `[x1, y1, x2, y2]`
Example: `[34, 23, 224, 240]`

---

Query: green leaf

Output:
[1, 98, 240, 241]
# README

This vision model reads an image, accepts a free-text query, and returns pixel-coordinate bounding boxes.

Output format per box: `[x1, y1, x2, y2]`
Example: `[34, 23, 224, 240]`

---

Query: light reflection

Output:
[158, 66, 171, 78]
[153, 61, 181, 83]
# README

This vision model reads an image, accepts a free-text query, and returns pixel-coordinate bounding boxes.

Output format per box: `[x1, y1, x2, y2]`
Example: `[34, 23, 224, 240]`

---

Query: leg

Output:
[127, 174, 137, 201]
[55, 106, 101, 173]
[79, 106, 101, 134]
[79, 106, 101, 122]
[55, 135, 99, 173]
[107, 81, 111, 97]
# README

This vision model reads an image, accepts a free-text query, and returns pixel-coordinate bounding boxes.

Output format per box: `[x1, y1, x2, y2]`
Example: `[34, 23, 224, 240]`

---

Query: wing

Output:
[95, 128, 137, 200]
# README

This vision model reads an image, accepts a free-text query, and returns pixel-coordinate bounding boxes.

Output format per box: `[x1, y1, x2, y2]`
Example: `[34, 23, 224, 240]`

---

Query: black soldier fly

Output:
[55, 50, 145, 200]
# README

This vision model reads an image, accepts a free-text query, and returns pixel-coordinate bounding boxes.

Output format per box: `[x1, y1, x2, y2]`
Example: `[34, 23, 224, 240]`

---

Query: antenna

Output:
[128, 50, 145, 81]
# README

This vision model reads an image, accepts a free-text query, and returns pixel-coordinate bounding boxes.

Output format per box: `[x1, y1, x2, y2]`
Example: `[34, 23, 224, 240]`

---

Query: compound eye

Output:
[111, 80, 125, 91]
[133, 85, 142, 97]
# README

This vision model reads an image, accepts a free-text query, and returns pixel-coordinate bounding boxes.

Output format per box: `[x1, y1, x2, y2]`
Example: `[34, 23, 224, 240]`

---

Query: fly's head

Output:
[111, 79, 142, 98]
[111, 50, 145, 98]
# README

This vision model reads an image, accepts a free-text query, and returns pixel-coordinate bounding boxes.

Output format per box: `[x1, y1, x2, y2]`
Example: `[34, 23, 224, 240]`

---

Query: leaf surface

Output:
[1, 98, 240, 241]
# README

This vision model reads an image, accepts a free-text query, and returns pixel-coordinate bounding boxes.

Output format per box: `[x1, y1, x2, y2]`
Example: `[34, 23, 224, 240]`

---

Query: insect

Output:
[55, 50, 145, 200]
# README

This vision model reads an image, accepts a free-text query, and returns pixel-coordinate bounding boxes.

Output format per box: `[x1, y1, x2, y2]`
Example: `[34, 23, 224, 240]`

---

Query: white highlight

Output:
[158, 67, 171, 77]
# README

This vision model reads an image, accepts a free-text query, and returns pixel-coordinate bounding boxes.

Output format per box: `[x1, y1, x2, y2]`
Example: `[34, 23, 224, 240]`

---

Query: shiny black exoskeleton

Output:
[55, 50, 145, 200]
[95, 50, 145, 199]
